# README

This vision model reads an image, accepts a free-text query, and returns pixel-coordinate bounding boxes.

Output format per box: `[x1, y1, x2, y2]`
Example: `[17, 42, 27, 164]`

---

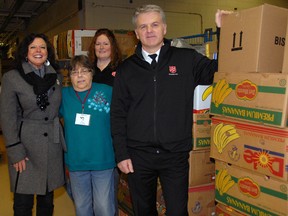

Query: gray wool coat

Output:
[0, 62, 66, 195]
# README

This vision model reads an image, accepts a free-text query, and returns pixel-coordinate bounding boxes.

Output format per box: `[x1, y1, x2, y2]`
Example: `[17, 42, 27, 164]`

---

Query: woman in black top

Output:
[88, 28, 122, 86]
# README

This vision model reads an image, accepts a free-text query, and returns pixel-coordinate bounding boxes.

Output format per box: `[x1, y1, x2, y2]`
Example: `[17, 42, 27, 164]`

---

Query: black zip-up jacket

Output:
[111, 39, 218, 163]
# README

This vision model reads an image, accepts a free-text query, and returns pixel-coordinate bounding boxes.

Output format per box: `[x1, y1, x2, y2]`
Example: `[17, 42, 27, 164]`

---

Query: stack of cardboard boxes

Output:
[187, 85, 217, 216]
[180, 83, 216, 216]
[209, 4, 288, 215]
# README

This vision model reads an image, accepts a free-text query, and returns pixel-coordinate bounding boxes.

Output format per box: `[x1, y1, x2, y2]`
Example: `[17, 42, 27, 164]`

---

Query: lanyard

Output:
[74, 88, 91, 113]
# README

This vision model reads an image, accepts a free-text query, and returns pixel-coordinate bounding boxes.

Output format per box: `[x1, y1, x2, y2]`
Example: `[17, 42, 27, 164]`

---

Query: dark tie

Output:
[149, 54, 157, 69]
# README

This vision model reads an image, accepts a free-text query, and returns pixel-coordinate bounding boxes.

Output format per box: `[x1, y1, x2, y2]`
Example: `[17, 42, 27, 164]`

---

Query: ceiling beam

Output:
[0, 0, 25, 32]
[0, 9, 36, 17]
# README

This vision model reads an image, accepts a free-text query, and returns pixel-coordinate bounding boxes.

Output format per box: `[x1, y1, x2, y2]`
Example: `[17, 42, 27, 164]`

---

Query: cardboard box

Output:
[117, 174, 166, 216]
[156, 184, 167, 216]
[188, 183, 216, 216]
[282, 22, 288, 73]
[118, 209, 129, 216]
[210, 72, 288, 128]
[57, 31, 69, 59]
[218, 4, 288, 73]
[67, 29, 96, 58]
[118, 172, 215, 215]
[113, 30, 138, 59]
[215, 203, 247, 216]
[155, 183, 215, 216]
[192, 113, 211, 150]
[210, 116, 288, 181]
[193, 85, 212, 113]
[53, 35, 59, 60]
[215, 161, 288, 216]
[189, 149, 215, 186]
[118, 174, 134, 215]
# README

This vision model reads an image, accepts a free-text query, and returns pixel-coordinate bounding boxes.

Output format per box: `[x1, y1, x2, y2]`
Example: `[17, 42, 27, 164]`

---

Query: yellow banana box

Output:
[210, 116, 288, 181]
[216, 203, 247, 216]
[193, 85, 212, 114]
[192, 113, 211, 150]
[215, 161, 288, 216]
[210, 72, 288, 128]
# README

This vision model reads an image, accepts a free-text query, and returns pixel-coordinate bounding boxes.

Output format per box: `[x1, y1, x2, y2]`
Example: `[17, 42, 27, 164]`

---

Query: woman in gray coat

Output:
[0, 33, 66, 216]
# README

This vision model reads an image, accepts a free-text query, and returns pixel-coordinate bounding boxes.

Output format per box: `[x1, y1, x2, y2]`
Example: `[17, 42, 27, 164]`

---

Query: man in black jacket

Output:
[111, 4, 227, 216]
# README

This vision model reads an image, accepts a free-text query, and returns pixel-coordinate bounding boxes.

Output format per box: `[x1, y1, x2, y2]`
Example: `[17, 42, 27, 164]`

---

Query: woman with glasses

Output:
[60, 55, 116, 216]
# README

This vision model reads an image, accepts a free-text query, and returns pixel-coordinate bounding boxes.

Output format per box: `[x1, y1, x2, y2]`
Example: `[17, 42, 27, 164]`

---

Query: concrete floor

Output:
[0, 133, 76, 216]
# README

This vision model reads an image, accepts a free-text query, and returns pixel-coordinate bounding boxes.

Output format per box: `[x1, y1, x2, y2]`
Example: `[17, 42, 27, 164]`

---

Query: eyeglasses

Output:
[70, 68, 92, 76]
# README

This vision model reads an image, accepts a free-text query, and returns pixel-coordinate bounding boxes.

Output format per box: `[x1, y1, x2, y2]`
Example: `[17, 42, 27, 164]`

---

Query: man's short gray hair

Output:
[132, 5, 166, 27]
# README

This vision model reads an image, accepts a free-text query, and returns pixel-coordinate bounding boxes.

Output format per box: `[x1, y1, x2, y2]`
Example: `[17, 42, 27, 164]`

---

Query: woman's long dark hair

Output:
[14, 33, 58, 71]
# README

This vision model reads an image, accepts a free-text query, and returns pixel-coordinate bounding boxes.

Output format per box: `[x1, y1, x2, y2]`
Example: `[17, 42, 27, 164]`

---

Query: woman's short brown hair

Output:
[69, 55, 95, 75]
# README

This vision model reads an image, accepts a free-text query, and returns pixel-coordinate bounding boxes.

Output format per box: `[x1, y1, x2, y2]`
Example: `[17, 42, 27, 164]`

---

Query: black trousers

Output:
[13, 191, 54, 216]
[127, 148, 189, 216]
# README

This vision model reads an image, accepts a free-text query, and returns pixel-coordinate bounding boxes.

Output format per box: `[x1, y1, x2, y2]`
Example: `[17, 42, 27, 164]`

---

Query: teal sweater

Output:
[60, 83, 116, 171]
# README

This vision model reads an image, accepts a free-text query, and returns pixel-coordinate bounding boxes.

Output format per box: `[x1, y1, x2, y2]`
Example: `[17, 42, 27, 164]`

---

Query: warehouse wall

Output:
[26, 0, 83, 39]
[25, 0, 288, 40]
[84, 0, 288, 38]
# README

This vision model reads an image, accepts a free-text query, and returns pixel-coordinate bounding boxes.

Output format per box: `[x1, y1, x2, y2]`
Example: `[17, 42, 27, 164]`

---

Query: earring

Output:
[25, 57, 28, 62]
[44, 59, 50, 66]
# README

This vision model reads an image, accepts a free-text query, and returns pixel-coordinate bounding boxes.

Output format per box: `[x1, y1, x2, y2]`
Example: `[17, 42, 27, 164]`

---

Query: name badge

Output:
[75, 113, 91, 126]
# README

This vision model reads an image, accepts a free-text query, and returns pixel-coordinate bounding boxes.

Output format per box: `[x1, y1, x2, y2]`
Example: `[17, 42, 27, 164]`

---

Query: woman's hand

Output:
[13, 157, 29, 173]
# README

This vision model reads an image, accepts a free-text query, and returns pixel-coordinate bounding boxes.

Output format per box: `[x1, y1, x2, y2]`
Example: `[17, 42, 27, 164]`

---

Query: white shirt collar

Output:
[142, 49, 161, 64]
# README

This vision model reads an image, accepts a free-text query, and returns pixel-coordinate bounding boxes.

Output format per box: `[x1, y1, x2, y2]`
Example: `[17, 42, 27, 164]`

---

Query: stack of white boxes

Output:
[209, 4, 288, 215]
